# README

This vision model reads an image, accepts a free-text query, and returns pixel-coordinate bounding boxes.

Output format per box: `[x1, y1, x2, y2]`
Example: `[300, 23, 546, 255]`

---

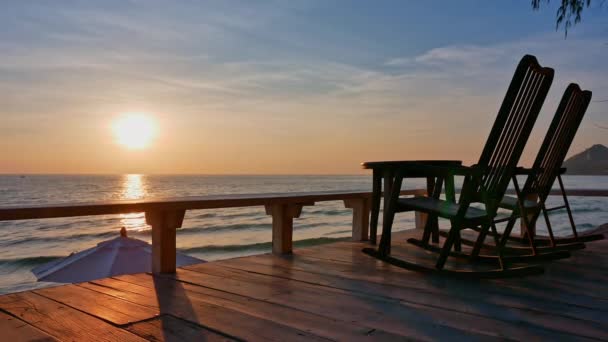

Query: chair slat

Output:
[524, 84, 592, 200]
[475, 55, 553, 212]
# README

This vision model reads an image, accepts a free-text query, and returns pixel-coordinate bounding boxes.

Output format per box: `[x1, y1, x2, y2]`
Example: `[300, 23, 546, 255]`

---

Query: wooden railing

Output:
[0, 189, 426, 273]
[1, 188, 606, 274]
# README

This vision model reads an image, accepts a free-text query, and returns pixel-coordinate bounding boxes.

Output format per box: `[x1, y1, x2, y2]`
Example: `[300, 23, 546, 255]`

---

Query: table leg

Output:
[444, 174, 461, 251]
[369, 170, 382, 244]
[378, 169, 394, 255]
[421, 176, 442, 244]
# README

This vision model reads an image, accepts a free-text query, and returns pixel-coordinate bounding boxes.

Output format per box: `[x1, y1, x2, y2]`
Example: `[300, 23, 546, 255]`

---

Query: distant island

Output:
[563, 144, 608, 175]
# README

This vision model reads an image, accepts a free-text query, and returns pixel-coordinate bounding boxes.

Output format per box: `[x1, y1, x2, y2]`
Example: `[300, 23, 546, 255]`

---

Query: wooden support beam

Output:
[520, 193, 539, 239]
[415, 211, 429, 231]
[344, 198, 371, 241]
[414, 193, 429, 230]
[145, 210, 185, 274]
[265, 203, 313, 255]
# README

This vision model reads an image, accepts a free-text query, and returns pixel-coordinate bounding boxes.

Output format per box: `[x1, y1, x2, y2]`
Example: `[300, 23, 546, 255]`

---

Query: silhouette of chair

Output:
[363, 55, 554, 278]
[466, 84, 602, 253]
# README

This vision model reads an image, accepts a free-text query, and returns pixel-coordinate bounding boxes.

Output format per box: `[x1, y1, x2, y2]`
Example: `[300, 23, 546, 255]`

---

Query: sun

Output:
[112, 113, 157, 149]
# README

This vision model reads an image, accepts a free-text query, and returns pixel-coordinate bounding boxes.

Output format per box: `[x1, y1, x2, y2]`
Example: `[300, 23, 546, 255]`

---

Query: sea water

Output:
[0, 174, 606, 294]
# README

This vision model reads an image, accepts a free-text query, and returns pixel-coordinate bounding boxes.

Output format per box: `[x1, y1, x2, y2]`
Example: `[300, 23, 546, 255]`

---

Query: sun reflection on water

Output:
[119, 174, 148, 232]
[121, 174, 146, 200]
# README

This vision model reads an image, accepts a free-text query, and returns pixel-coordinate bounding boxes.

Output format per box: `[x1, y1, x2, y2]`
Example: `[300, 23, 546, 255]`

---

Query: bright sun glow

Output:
[112, 113, 156, 149]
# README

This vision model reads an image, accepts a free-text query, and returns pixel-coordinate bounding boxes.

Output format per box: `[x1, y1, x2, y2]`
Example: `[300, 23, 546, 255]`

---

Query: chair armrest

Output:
[515, 166, 567, 175]
[361, 160, 462, 170]
[515, 167, 535, 175]
[394, 163, 481, 178]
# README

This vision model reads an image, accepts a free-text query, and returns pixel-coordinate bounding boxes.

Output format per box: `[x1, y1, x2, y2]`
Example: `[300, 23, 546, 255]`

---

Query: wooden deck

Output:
[1, 227, 607, 342]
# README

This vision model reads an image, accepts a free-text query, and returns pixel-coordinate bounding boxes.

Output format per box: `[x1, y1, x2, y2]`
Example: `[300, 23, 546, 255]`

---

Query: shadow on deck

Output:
[1, 226, 607, 341]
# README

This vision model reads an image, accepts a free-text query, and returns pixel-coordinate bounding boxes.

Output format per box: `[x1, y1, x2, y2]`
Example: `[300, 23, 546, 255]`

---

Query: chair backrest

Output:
[473, 55, 554, 213]
[523, 83, 592, 200]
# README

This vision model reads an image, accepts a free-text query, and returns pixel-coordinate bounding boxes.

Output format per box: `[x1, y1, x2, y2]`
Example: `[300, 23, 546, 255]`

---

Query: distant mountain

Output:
[563, 144, 608, 175]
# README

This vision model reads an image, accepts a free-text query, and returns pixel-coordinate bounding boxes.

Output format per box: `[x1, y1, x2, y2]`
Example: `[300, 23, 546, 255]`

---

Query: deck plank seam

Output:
[216, 259, 608, 327]
[292, 245, 608, 313]
[191, 267, 602, 341]
[75, 282, 158, 310]
[188, 262, 607, 341]
[108, 273, 341, 342]
[147, 271, 371, 324]
[123, 313, 245, 342]
[1, 291, 147, 341]
[155, 269, 502, 341]
[83, 280, 262, 340]
[0, 306, 61, 341]
[228, 254, 603, 323]
[32, 290, 157, 329]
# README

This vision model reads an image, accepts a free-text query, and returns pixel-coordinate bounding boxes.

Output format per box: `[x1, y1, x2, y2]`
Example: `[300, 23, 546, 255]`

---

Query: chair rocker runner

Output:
[454, 83, 601, 252]
[363, 55, 554, 278]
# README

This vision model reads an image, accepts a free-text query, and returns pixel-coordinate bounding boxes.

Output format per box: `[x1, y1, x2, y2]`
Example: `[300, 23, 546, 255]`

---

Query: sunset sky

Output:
[1, 1, 606, 174]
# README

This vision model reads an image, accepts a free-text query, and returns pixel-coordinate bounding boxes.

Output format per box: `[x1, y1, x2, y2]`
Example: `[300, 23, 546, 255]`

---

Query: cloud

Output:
[0, 2, 606, 173]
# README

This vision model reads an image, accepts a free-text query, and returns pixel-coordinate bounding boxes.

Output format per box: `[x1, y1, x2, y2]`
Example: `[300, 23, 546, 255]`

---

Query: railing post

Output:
[344, 198, 371, 241]
[520, 193, 539, 239]
[145, 210, 185, 274]
[265, 203, 312, 254]
[414, 190, 429, 230]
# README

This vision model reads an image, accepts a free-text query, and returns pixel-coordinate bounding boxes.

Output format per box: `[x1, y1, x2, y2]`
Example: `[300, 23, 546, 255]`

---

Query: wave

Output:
[179, 222, 271, 234]
[0, 219, 349, 248]
[178, 221, 341, 235]
[0, 255, 62, 269]
[0, 236, 349, 271]
[180, 236, 349, 254]
[304, 209, 349, 216]
[571, 206, 608, 214]
[194, 211, 266, 219]
[0, 230, 118, 247]
[323, 229, 352, 236]
[190, 212, 217, 219]
[542, 206, 607, 218]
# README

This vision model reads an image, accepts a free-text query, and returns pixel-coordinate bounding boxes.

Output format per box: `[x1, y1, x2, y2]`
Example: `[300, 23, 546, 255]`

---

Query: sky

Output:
[0, 0, 606, 174]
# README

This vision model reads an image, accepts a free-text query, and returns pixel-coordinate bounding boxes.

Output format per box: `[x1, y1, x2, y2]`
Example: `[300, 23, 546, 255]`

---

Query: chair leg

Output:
[369, 170, 382, 245]
[421, 214, 434, 245]
[436, 220, 461, 269]
[520, 211, 539, 256]
[511, 175, 539, 255]
[471, 223, 491, 258]
[498, 217, 517, 249]
[378, 207, 396, 257]
[558, 174, 578, 239]
[540, 204, 557, 248]
[378, 172, 403, 257]
[432, 220, 440, 244]
[490, 223, 505, 270]
[427, 176, 443, 244]
[454, 231, 462, 252]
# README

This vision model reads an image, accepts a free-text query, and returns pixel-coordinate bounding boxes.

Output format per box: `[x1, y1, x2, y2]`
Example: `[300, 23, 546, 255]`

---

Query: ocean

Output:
[1, 174, 607, 294]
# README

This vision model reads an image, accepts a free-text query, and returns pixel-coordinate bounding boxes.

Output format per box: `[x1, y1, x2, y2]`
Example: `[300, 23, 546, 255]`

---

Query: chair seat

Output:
[500, 196, 539, 211]
[397, 197, 488, 222]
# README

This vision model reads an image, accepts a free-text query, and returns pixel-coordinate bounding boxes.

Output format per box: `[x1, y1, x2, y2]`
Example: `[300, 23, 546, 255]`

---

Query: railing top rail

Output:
[548, 189, 608, 197]
[1, 187, 605, 222]
[504, 189, 608, 197]
[0, 189, 426, 221]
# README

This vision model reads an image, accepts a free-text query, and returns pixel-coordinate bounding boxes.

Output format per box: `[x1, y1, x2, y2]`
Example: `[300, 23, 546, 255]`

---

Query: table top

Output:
[361, 160, 462, 169]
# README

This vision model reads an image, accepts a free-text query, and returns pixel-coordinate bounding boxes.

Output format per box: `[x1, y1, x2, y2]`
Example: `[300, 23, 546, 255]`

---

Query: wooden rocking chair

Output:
[363, 55, 554, 278]
[461, 84, 602, 252]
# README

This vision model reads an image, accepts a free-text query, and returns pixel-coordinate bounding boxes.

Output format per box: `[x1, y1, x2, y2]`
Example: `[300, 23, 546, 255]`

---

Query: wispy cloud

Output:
[0, 1, 606, 173]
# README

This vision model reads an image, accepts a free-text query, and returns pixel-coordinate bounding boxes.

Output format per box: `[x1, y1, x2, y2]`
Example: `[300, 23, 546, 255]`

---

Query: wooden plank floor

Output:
[1, 226, 607, 341]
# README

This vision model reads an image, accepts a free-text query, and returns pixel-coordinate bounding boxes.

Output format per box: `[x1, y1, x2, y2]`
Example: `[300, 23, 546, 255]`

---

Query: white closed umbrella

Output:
[32, 228, 203, 283]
